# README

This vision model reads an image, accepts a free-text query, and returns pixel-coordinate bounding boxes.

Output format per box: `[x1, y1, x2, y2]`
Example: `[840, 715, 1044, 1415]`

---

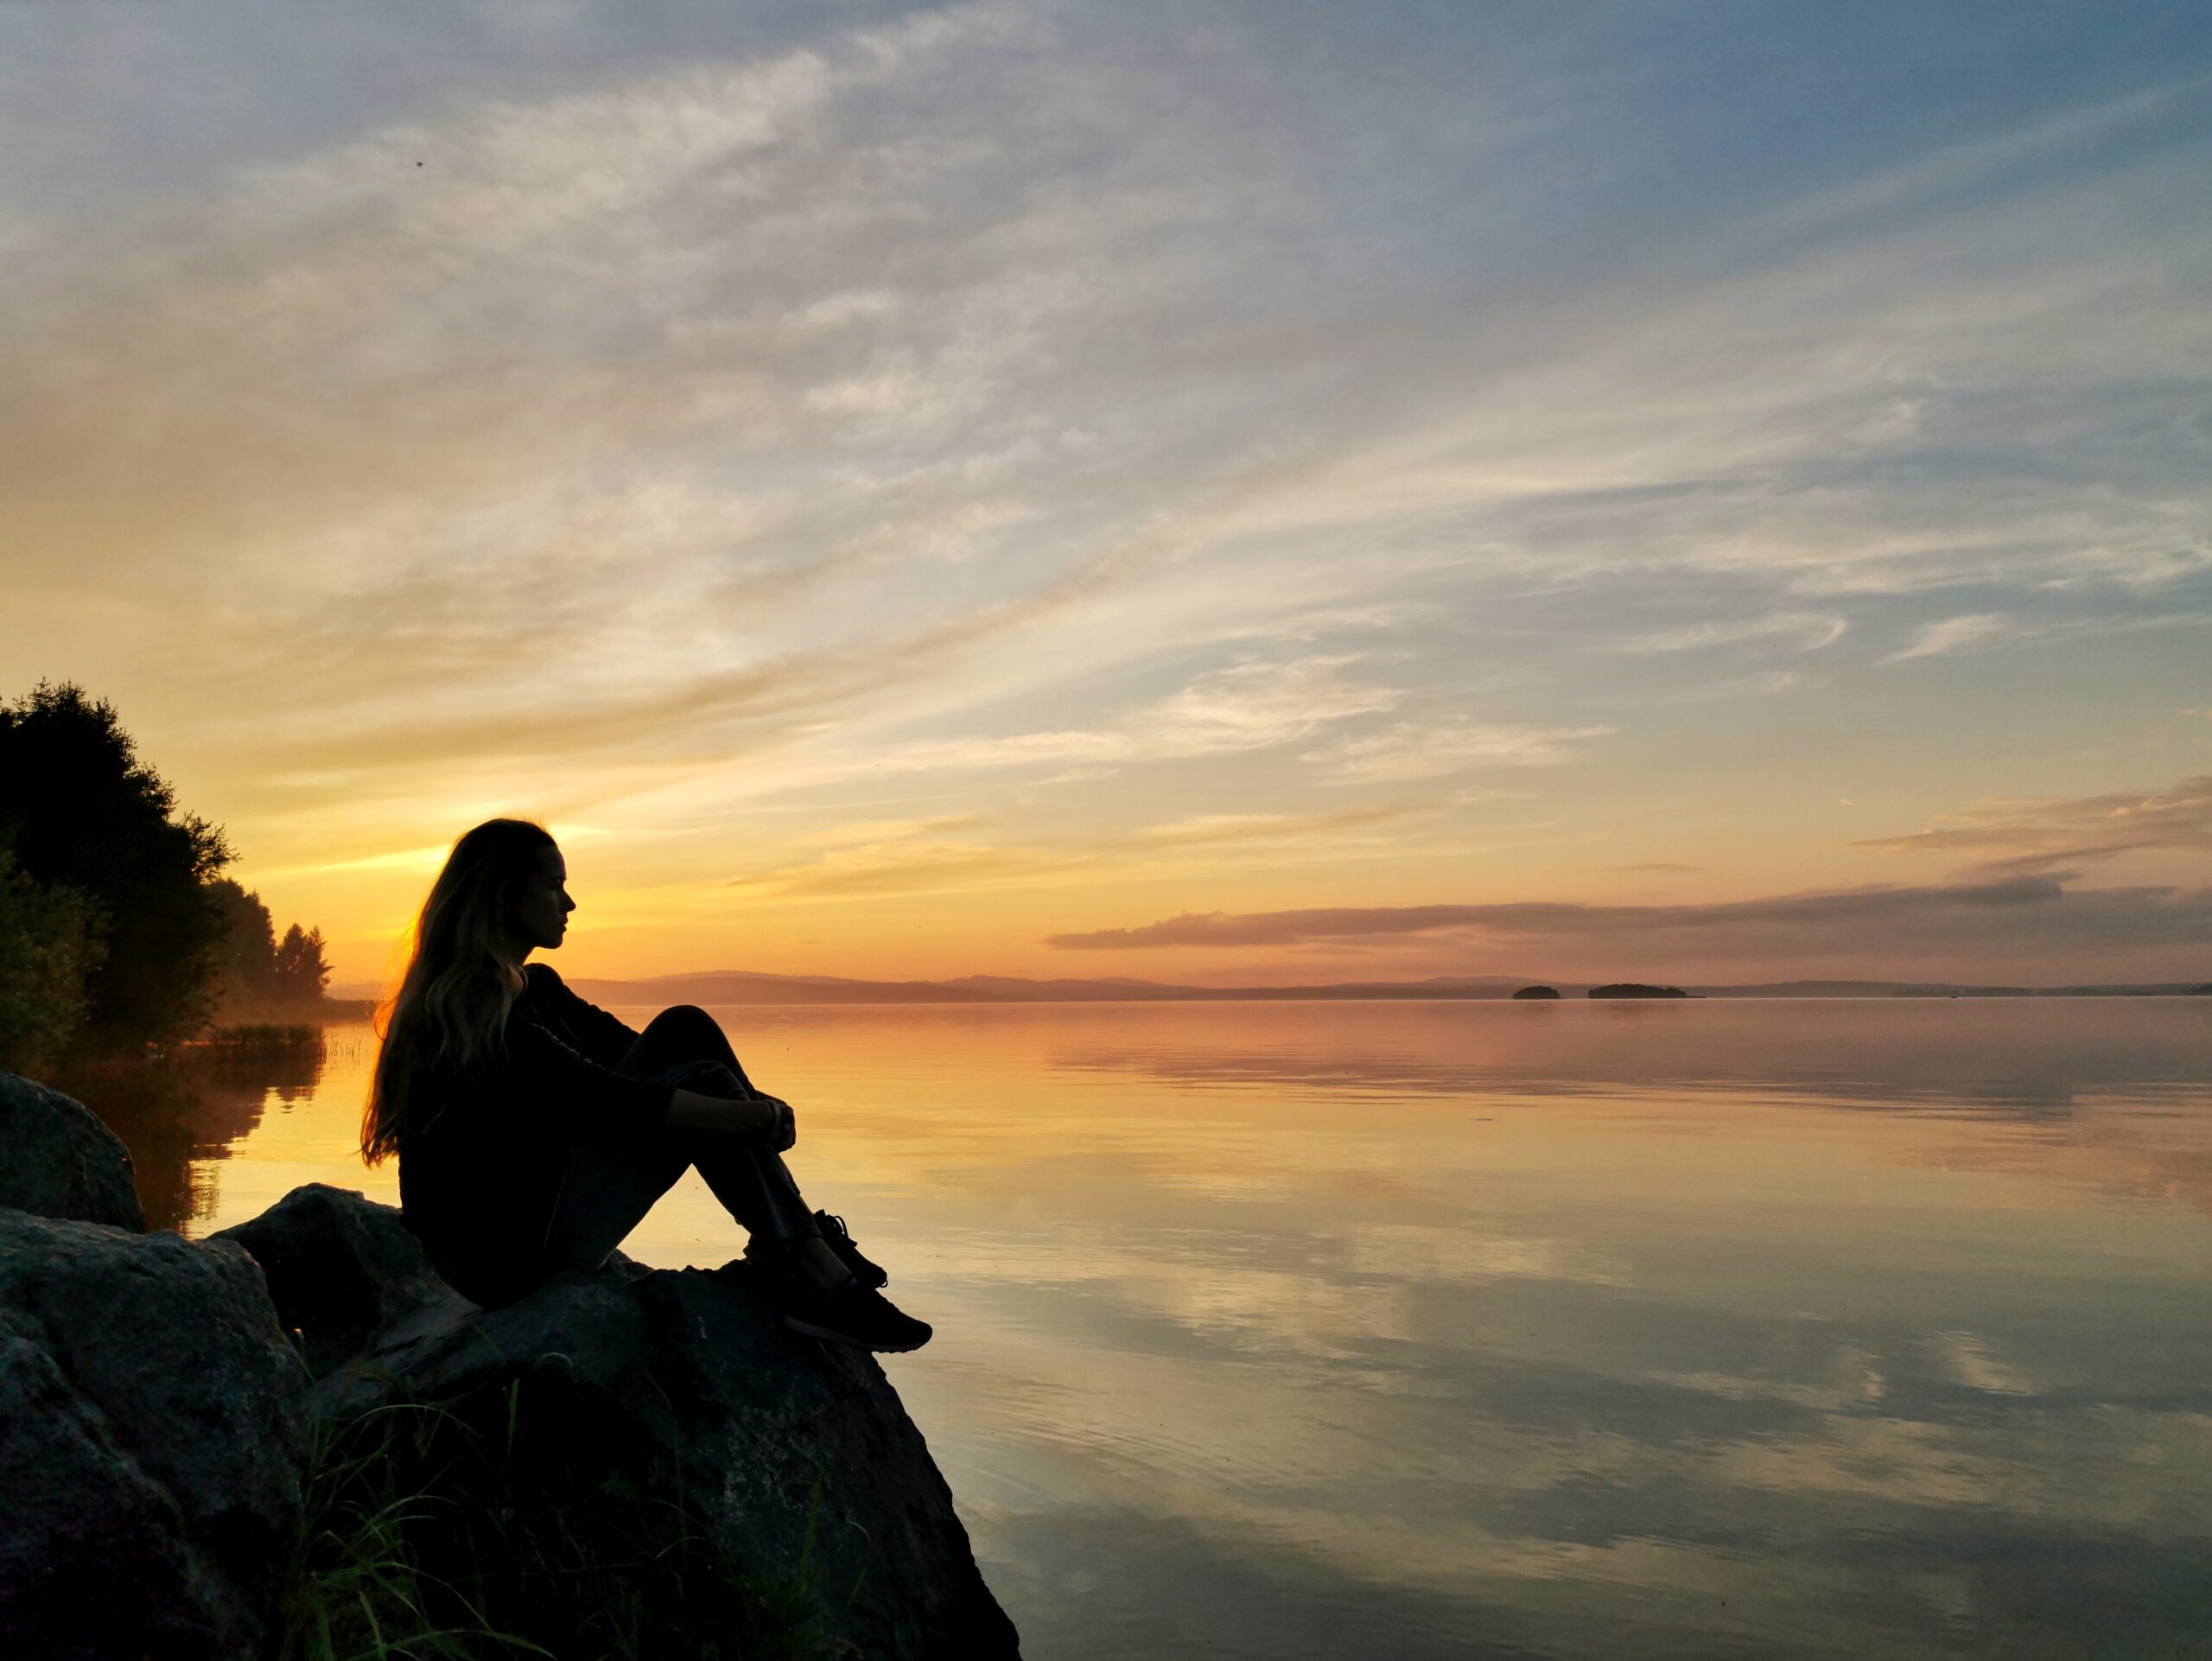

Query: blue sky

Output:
[2, 1, 2207, 984]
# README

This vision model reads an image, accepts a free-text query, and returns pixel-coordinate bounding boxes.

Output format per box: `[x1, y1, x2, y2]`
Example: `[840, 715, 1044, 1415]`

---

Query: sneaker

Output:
[783, 1279, 933, 1353]
[814, 1211, 889, 1289]
[742, 1215, 890, 1289]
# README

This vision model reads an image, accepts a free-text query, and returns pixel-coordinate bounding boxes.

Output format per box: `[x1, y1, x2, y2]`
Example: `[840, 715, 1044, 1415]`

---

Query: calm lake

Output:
[82, 998, 2212, 1659]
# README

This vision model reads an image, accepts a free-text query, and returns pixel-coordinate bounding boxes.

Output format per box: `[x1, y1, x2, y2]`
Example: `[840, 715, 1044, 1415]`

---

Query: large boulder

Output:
[0, 1212, 307, 1660]
[211, 1183, 454, 1379]
[0, 1072, 145, 1230]
[288, 1190, 1018, 1659]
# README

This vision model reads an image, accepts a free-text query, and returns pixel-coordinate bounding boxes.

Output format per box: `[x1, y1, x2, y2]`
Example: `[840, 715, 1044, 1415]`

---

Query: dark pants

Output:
[537, 1005, 822, 1277]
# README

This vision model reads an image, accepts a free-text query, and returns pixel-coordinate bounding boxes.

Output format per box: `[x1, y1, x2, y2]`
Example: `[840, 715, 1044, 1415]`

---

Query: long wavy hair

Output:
[360, 818, 556, 1165]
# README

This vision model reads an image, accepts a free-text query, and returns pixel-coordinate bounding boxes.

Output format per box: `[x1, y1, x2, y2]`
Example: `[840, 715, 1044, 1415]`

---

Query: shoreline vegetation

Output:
[187, 1023, 328, 1056]
[0, 683, 342, 1076]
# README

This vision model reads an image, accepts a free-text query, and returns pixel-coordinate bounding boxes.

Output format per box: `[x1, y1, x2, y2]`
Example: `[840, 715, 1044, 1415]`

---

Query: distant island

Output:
[1588, 983, 1690, 999]
[320, 970, 2212, 1008]
[1512, 985, 1561, 1000]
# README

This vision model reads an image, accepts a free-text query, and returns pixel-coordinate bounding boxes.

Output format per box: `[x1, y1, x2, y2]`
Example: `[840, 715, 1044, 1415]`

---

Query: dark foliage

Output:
[211, 881, 334, 1015]
[0, 683, 232, 1050]
[274, 922, 333, 1004]
[207, 878, 277, 1011]
[276, 1374, 836, 1661]
[0, 841, 105, 1072]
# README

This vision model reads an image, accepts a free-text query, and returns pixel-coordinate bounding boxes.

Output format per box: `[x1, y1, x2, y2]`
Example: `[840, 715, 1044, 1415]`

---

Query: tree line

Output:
[0, 683, 333, 1072]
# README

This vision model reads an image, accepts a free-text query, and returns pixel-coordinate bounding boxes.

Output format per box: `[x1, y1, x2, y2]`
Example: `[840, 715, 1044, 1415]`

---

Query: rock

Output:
[0, 1072, 146, 1230]
[0, 1211, 307, 1660]
[211, 1183, 454, 1380]
[291, 1189, 1019, 1659]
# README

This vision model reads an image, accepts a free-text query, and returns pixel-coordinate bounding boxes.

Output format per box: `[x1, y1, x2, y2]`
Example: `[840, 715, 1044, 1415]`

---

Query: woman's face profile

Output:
[509, 843, 575, 953]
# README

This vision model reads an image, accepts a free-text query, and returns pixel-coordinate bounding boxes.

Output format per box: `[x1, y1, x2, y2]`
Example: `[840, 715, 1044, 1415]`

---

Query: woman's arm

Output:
[669, 1088, 798, 1150]
[667, 1089, 777, 1135]
[506, 990, 798, 1149]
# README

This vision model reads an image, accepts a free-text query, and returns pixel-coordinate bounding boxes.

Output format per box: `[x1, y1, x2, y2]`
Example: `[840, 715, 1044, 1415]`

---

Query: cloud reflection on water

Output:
[1037, 996, 2212, 1114]
[744, 999, 2212, 1658]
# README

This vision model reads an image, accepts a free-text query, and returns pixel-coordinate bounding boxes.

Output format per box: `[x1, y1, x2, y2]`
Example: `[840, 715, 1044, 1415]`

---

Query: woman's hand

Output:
[753, 1093, 798, 1153]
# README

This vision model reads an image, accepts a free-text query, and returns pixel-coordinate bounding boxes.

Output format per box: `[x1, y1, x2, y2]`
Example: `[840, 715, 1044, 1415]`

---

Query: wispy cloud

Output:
[1853, 773, 2212, 878]
[1045, 876, 2212, 977]
[1048, 880, 2078, 949]
[721, 800, 1427, 904]
[1301, 719, 1611, 783]
[1618, 612, 1847, 654]
[796, 656, 1406, 783]
[1885, 614, 2019, 663]
[1148, 657, 1404, 753]
[1131, 807, 1414, 849]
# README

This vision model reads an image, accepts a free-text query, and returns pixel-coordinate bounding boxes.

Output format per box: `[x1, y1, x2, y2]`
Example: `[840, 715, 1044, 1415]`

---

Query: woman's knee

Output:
[647, 1003, 720, 1037]
[640, 1003, 746, 1083]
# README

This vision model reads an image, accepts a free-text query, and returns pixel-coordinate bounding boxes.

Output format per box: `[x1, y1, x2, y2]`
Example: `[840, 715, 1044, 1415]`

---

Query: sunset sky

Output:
[3, 2, 2209, 989]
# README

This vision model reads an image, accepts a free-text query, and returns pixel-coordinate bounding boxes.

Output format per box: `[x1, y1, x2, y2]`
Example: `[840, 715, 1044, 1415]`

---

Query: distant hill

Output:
[566, 971, 1551, 1006]
[945, 975, 1173, 995]
[566, 971, 1007, 1007]
[378, 971, 2212, 1007]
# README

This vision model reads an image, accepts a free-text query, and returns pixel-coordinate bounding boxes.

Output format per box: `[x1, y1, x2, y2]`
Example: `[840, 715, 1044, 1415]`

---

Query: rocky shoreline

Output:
[0, 1072, 1020, 1659]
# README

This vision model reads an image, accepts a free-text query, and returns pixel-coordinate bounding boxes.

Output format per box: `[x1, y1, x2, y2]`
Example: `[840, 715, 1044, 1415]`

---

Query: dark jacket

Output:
[397, 963, 671, 1300]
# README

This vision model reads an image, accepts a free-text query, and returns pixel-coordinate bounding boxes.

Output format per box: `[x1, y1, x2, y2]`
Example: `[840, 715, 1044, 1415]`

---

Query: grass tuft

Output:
[272, 1371, 843, 1661]
[194, 1021, 325, 1053]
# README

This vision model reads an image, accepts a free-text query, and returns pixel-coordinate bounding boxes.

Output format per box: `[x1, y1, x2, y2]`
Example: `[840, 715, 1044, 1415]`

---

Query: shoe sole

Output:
[784, 1313, 931, 1352]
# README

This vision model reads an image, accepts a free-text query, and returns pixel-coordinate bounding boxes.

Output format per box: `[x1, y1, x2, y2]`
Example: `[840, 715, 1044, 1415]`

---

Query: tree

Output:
[0, 683, 232, 1048]
[0, 840, 105, 1072]
[273, 923, 332, 1005]
[207, 878, 278, 1014]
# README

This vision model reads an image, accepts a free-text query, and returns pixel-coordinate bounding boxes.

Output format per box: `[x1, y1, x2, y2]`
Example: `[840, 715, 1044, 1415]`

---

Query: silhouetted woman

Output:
[359, 818, 930, 1352]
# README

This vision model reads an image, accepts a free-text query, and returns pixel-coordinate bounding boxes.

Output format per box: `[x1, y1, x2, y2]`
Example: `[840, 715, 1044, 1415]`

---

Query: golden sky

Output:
[3, 3, 2209, 988]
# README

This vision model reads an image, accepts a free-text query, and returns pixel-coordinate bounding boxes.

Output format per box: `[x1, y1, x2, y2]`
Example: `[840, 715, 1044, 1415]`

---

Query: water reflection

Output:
[67, 1000, 2212, 1659]
[54, 1036, 328, 1229]
[1040, 996, 2211, 1114]
[1033, 999, 2212, 1220]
